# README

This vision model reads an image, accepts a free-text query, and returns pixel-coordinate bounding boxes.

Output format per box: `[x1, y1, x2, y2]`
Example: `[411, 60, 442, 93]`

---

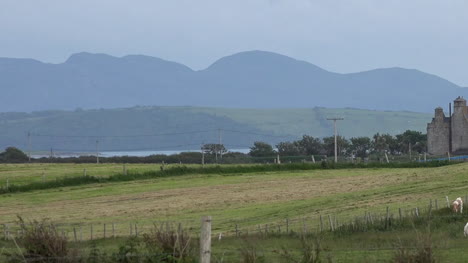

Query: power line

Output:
[31, 130, 216, 138]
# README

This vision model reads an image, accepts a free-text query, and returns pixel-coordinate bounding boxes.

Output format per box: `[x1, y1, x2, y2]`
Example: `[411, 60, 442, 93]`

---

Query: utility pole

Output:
[326, 118, 344, 163]
[218, 128, 223, 159]
[96, 140, 100, 164]
[27, 131, 31, 162]
[201, 144, 205, 167]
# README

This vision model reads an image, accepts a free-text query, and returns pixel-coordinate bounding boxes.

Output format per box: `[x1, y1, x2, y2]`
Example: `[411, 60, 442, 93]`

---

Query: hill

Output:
[0, 106, 431, 153]
[0, 51, 465, 112]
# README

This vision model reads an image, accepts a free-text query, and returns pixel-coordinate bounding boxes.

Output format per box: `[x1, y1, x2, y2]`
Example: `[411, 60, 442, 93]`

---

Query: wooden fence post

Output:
[319, 215, 323, 232]
[90, 224, 93, 240]
[130, 223, 133, 236]
[398, 208, 402, 221]
[286, 218, 289, 234]
[135, 224, 138, 237]
[386, 207, 390, 229]
[73, 227, 77, 242]
[328, 215, 333, 231]
[103, 224, 106, 239]
[446, 196, 450, 208]
[200, 216, 212, 263]
[112, 223, 115, 238]
[435, 199, 438, 210]
[415, 207, 420, 218]
[83, 169, 87, 176]
[428, 199, 432, 216]
[79, 226, 82, 242]
[235, 224, 239, 237]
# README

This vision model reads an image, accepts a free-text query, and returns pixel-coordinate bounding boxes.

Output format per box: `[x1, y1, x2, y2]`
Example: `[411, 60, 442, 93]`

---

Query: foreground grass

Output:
[0, 163, 467, 233]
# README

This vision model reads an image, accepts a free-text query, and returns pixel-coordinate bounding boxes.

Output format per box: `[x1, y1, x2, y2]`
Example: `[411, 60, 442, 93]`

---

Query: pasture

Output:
[1, 162, 468, 262]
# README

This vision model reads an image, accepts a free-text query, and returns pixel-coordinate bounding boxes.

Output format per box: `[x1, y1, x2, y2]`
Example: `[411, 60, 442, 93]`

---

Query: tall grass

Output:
[0, 161, 454, 195]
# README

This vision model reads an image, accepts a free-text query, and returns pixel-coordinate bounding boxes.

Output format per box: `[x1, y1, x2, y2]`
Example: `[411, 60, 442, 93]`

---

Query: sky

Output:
[1, 0, 468, 86]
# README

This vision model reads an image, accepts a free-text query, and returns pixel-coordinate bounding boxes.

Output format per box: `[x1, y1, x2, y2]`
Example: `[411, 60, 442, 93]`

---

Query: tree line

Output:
[0, 130, 427, 164]
[248, 130, 427, 158]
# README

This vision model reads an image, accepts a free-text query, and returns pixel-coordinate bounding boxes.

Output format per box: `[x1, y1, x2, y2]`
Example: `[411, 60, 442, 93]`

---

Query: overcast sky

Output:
[1, 0, 467, 86]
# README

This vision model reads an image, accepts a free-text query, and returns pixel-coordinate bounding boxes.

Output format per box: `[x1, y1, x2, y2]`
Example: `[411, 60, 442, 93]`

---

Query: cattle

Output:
[452, 197, 463, 213]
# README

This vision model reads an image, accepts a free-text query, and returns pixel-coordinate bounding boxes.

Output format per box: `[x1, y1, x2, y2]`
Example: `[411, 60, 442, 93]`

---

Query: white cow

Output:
[452, 197, 463, 213]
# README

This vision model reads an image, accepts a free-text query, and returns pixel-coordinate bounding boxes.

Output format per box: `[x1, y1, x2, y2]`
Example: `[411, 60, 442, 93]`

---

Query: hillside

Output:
[0, 51, 465, 112]
[0, 106, 431, 153]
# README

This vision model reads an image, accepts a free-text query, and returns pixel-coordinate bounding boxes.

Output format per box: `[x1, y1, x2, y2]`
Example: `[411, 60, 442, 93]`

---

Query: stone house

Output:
[427, 97, 468, 155]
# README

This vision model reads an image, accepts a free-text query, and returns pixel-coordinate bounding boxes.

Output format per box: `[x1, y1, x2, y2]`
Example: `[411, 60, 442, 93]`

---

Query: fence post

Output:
[435, 199, 438, 210]
[328, 215, 334, 231]
[286, 218, 289, 234]
[428, 199, 432, 216]
[90, 224, 93, 240]
[200, 216, 212, 263]
[446, 196, 450, 208]
[83, 169, 87, 176]
[319, 215, 323, 232]
[399, 208, 402, 221]
[6, 178, 9, 190]
[415, 207, 420, 218]
[104, 224, 106, 239]
[235, 224, 239, 237]
[3, 224, 9, 240]
[130, 223, 133, 236]
[135, 224, 138, 237]
[112, 223, 115, 238]
[73, 227, 77, 242]
[386, 207, 390, 229]
[79, 226, 82, 242]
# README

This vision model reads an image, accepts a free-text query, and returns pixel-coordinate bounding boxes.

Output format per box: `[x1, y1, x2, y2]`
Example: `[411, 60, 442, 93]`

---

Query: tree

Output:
[249, 142, 276, 157]
[297, 135, 322, 155]
[373, 133, 397, 153]
[395, 130, 427, 153]
[350, 137, 372, 158]
[322, 136, 349, 156]
[276, 141, 303, 156]
[0, 147, 29, 163]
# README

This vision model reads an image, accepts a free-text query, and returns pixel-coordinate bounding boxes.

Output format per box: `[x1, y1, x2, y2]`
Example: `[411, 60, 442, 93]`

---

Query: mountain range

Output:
[0, 50, 465, 113]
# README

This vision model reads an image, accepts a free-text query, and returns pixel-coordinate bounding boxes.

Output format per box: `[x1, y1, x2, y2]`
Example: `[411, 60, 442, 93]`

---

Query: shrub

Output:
[392, 229, 436, 263]
[142, 223, 196, 263]
[3, 216, 81, 263]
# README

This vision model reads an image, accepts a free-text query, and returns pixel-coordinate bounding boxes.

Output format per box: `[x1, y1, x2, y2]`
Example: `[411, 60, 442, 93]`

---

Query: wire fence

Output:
[2, 194, 467, 242]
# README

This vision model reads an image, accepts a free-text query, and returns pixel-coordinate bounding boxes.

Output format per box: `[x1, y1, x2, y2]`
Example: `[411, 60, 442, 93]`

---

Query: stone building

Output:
[427, 97, 468, 155]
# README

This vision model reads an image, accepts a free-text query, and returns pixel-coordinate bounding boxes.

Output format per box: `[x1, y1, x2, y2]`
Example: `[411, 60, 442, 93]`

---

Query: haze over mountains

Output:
[0, 51, 465, 113]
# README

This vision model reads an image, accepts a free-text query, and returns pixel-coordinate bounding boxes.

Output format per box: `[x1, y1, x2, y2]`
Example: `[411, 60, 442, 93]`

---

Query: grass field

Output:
[1, 162, 468, 262]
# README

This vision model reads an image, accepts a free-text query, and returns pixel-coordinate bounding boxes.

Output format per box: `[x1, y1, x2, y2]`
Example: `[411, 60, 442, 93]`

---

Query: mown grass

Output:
[0, 161, 453, 195]
[1, 163, 468, 262]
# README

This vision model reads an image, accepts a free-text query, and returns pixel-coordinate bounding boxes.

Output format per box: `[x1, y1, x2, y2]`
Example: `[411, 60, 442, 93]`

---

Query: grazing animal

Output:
[464, 223, 468, 237]
[452, 197, 464, 213]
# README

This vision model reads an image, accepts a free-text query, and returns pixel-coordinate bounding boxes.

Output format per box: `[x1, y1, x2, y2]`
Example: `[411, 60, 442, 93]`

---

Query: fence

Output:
[3, 194, 467, 241]
[3, 195, 468, 263]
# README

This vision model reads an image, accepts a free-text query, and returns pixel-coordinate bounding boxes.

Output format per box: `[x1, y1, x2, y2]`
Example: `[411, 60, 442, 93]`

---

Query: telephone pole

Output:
[218, 128, 222, 159]
[27, 131, 31, 162]
[326, 118, 344, 163]
[96, 140, 100, 164]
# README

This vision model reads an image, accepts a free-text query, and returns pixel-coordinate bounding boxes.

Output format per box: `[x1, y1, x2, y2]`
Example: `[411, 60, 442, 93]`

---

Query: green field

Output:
[1, 162, 468, 262]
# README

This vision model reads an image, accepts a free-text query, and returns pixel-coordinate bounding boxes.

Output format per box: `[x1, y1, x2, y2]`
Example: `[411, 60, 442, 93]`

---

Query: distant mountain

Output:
[0, 106, 430, 153]
[0, 50, 465, 112]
